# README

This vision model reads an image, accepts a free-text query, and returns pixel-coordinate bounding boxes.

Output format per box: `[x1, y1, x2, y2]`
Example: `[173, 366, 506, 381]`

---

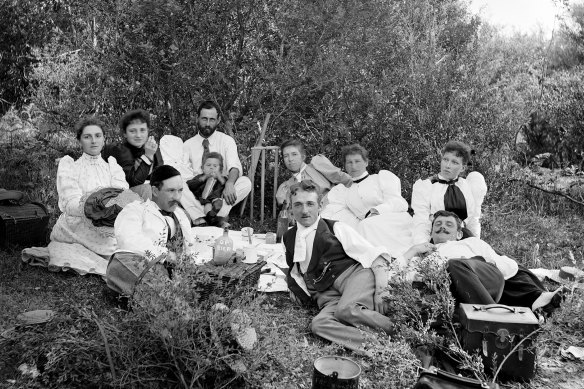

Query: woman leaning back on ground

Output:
[411, 140, 487, 245]
[47, 117, 129, 275]
[321, 144, 414, 256]
[102, 109, 163, 200]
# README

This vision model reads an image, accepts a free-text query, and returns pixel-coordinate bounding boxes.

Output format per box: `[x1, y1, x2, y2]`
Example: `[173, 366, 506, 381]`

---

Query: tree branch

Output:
[509, 178, 584, 206]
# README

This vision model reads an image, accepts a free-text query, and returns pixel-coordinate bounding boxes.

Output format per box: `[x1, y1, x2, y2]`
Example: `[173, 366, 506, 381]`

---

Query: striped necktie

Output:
[202, 138, 210, 164]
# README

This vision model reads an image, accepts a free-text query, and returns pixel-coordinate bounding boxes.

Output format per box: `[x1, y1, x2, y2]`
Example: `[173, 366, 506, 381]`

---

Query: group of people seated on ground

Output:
[36, 99, 565, 356]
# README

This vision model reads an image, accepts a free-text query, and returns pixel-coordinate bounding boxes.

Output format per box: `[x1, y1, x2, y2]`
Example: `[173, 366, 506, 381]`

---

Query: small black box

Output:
[0, 202, 50, 247]
[459, 303, 539, 381]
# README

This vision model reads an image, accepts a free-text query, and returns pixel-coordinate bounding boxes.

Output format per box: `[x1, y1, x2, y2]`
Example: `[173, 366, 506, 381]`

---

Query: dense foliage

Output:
[1, 2, 584, 387]
[2, 0, 584, 197]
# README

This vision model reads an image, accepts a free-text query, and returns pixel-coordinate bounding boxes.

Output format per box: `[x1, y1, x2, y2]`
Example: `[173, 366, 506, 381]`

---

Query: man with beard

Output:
[182, 100, 251, 225]
[397, 210, 564, 315]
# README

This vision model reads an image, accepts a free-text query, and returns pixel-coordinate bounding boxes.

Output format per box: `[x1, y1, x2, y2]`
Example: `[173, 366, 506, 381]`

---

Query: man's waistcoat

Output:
[283, 218, 356, 296]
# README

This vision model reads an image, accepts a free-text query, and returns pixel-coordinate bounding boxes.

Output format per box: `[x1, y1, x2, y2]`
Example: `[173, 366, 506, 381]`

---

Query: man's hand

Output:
[223, 181, 237, 205]
[403, 243, 436, 261]
[289, 291, 301, 305]
[371, 256, 390, 313]
[373, 286, 391, 314]
[144, 136, 158, 160]
[413, 242, 436, 256]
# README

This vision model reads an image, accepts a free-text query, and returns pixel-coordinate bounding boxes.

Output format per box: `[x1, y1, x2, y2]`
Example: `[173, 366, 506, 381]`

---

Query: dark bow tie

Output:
[159, 209, 174, 217]
[431, 176, 458, 185]
[353, 173, 369, 184]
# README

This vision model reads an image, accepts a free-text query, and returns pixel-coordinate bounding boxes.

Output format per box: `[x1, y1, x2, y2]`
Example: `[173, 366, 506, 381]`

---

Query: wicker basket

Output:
[196, 260, 266, 301]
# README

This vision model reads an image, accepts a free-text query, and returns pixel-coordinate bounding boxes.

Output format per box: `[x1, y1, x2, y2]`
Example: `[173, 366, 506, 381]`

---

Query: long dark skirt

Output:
[447, 257, 505, 305]
[498, 265, 545, 308]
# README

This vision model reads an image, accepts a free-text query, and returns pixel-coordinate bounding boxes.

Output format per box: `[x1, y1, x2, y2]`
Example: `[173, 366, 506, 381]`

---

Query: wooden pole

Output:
[273, 149, 279, 218]
[249, 148, 262, 221]
[260, 149, 266, 223]
[240, 114, 271, 217]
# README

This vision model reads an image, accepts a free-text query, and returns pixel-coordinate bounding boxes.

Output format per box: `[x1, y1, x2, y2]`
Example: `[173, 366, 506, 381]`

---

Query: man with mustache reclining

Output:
[397, 210, 564, 315]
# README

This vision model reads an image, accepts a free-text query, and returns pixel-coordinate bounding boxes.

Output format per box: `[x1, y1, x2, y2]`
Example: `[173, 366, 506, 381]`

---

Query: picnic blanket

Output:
[21, 226, 289, 292]
[191, 226, 288, 292]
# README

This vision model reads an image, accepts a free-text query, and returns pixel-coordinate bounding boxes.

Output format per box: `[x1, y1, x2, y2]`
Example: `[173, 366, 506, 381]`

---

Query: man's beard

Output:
[198, 125, 215, 138]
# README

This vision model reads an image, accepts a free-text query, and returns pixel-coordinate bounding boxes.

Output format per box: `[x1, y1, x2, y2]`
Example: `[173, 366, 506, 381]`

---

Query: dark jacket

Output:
[186, 174, 226, 205]
[283, 218, 356, 306]
[102, 142, 163, 187]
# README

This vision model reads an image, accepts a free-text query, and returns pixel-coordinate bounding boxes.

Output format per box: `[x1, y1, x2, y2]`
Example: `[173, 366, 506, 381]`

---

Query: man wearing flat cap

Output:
[107, 165, 197, 295]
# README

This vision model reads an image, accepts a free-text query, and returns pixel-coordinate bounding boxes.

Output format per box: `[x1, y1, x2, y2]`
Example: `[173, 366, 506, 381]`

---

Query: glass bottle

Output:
[213, 227, 234, 265]
[276, 202, 289, 243]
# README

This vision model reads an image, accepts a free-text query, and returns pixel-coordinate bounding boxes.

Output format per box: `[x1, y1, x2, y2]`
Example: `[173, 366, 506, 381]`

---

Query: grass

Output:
[1, 171, 584, 388]
[2, 197, 584, 388]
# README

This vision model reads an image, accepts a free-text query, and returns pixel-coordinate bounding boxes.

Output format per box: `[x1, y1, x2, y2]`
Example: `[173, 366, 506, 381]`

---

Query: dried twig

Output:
[93, 316, 117, 381]
[509, 177, 584, 206]
[524, 182, 584, 206]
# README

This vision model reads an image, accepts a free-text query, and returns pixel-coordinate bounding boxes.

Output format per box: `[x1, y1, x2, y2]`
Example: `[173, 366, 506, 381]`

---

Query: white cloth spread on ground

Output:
[321, 170, 414, 256]
[190, 226, 288, 292]
[24, 154, 129, 276]
[411, 171, 487, 244]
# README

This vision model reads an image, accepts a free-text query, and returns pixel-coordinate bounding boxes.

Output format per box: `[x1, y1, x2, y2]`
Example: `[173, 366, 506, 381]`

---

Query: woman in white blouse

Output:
[48, 117, 129, 275]
[321, 144, 414, 255]
[411, 141, 487, 245]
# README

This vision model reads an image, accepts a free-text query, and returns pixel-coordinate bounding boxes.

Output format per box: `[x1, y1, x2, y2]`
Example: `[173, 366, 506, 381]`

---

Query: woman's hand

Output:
[144, 136, 158, 160]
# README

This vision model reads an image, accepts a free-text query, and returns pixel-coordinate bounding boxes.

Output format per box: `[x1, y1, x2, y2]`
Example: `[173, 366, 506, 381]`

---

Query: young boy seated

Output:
[186, 152, 229, 227]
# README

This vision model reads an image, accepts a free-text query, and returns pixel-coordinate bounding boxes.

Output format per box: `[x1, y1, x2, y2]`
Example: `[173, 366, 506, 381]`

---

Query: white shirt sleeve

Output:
[114, 203, 168, 259]
[182, 138, 198, 173]
[411, 178, 433, 244]
[372, 170, 409, 215]
[464, 172, 487, 238]
[332, 222, 392, 268]
[107, 156, 130, 189]
[221, 134, 243, 176]
[56, 156, 84, 216]
[463, 238, 518, 279]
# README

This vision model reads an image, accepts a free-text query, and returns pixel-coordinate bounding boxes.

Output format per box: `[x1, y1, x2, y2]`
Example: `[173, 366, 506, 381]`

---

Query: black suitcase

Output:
[459, 303, 539, 381]
[0, 202, 50, 247]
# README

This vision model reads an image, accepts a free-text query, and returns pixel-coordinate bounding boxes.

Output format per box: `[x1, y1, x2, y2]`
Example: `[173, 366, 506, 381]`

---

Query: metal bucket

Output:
[312, 356, 361, 389]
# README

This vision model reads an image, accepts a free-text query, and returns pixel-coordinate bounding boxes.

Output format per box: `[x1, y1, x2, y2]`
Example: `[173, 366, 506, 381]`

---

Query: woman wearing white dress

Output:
[411, 141, 487, 245]
[321, 144, 414, 255]
[48, 117, 129, 275]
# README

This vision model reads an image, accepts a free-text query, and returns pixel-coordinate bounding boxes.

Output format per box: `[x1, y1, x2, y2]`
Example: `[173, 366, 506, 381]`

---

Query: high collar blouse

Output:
[56, 153, 129, 217]
[411, 171, 487, 245]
